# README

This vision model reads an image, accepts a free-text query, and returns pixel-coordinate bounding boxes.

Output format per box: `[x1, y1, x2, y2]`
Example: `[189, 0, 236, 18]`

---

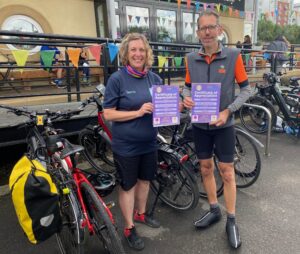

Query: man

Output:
[40, 45, 64, 88]
[183, 10, 251, 249]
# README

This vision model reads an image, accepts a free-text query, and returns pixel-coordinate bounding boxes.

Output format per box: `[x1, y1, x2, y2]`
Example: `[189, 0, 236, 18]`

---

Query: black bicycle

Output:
[239, 72, 300, 136]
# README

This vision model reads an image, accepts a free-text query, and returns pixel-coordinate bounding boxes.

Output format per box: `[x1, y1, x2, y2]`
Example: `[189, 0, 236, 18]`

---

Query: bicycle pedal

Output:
[105, 201, 115, 209]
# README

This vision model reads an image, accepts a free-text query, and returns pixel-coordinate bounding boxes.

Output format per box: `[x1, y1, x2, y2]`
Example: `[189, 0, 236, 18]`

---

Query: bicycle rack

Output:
[242, 103, 272, 156]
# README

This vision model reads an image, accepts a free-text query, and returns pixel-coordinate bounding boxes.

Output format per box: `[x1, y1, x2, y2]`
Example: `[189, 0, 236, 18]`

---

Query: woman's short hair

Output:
[119, 33, 154, 68]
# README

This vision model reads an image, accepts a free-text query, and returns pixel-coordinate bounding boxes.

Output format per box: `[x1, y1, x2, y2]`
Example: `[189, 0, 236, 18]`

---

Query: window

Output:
[156, 9, 176, 42]
[1, 15, 43, 53]
[182, 12, 198, 43]
[116, 15, 121, 39]
[126, 6, 150, 38]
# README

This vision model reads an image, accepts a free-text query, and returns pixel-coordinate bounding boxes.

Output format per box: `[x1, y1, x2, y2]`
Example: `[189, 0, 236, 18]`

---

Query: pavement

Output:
[0, 130, 300, 254]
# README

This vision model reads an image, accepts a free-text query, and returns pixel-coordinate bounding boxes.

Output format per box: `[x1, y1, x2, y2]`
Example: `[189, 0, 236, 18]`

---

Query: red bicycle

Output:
[0, 104, 125, 254]
[78, 84, 115, 173]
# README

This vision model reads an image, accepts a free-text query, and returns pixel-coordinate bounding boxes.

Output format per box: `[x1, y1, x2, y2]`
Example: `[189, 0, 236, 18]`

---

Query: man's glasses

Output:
[198, 25, 218, 32]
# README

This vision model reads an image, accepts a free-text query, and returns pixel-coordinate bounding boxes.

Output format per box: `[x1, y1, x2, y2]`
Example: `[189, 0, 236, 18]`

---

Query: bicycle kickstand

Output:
[147, 184, 164, 218]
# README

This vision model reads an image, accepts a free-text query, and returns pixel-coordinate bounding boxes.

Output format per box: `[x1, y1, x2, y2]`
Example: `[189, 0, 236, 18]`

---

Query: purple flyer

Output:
[191, 83, 221, 123]
[152, 85, 180, 127]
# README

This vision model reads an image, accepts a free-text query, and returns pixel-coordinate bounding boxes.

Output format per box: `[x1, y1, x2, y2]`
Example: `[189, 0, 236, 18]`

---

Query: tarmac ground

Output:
[0, 129, 300, 254]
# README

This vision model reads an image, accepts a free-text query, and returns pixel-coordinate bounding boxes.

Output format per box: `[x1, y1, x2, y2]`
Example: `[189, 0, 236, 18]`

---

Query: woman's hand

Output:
[137, 102, 153, 117]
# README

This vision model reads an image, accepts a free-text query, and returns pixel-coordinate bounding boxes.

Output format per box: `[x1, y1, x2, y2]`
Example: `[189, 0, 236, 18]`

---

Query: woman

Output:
[103, 33, 162, 251]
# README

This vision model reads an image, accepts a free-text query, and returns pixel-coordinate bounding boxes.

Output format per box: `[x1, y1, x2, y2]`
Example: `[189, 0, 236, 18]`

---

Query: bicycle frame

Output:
[57, 150, 115, 235]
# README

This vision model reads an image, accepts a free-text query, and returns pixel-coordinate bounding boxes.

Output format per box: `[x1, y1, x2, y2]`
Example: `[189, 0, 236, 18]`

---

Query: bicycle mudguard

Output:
[235, 126, 264, 148]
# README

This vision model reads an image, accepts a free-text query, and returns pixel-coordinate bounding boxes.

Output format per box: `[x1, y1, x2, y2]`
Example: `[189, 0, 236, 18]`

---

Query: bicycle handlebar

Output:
[0, 104, 84, 125]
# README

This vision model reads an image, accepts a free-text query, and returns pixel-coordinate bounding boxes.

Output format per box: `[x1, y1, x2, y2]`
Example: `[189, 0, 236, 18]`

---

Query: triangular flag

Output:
[174, 57, 182, 67]
[136, 16, 141, 24]
[88, 45, 102, 65]
[128, 15, 133, 23]
[177, 0, 181, 9]
[40, 50, 56, 70]
[195, 1, 201, 12]
[229, 7, 233, 16]
[223, 5, 228, 13]
[240, 11, 245, 18]
[187, 0, 191, 9]
[144, 17, 148, 24]
[67, 48, 81, 68]
[12, 49, 29, 73]
[245, 54, 250, 65]
[203, 3, 207, 10]
[235, 10, 239, 17]
[216, 3, 221, 12]
[158, 56, 167, 73]
[108, 43, 119, 63]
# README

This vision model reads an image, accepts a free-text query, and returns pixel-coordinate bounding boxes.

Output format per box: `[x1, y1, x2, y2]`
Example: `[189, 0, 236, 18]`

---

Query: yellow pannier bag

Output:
[9, 155, 61, 244]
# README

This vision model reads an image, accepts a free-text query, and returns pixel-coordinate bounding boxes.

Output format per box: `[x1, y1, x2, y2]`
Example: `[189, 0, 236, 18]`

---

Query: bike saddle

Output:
[60, 138, 85, 159]
[46, 135, 63, 154]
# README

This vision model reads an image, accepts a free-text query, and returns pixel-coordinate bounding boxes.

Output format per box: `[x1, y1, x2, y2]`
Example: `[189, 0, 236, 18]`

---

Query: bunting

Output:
[174, 57, 182, 67]
[158, 56, 167, 73]
[12, 50, 29, 73]
[67, 48, 81, 68]
[187, 0, 191, 10]
[108, 43, 119, 63]
[88, 45, 102, 65]
[216, 3, 221, 13]
[195, 2, 201, 12]
[40, 50, 56, 70]
[177, 0, 181, 9]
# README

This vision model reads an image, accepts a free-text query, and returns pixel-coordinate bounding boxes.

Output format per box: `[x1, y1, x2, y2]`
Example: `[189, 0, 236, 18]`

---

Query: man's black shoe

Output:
[226, 219, 242, 249]
[194, 207, 222, 229]
[124, 226, 145, 251]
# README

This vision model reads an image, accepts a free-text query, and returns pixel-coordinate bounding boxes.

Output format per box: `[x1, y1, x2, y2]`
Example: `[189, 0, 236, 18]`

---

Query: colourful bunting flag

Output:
[40, 50, 56, 70]
[108, 43, 119, 63]
[187, 0, 191, 9]
[12, 49, 29, 73]
[195, 1, 200, 12]
[158, 56, 167, 73]
[88, 45, 102, 65]
[136, 16, 141, 24]
[67, 48, 81, 68]
[128, 15, 133, 23]
[210, 4, 215, 10]
[174, 57, 182, 67]
[203, 3, 207, 11]
[216, 3, 221, 12]
[229, 7, 233, 16]
[177, 0, 181, 9]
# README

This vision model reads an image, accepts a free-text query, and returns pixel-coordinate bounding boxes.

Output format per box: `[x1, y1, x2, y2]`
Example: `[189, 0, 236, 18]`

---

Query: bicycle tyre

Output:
[151, 148, 199, 211]
[79, 128, 115, 174]
[239, 95, 277, 134]
[56, 191, 85, 254]
[80, 182, 125, 254]
[234, 129, 261, 188]
[179, 139, 224, 199]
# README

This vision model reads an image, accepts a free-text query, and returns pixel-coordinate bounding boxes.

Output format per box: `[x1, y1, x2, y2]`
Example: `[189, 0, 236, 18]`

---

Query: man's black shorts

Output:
[113, 151, 157, 191]
[192, 125, 235, 163]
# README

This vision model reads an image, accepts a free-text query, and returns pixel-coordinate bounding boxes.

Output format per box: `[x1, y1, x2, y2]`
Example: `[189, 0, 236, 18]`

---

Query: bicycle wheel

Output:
[56, 191, 85, 254]
[79, 128, 115, 174]
[239, 95, 277, 134]
[80, 182, 125, 254]
[151, 148, 199, 210]
[179, 139, 224, 199]
[234, 129, 261, 188]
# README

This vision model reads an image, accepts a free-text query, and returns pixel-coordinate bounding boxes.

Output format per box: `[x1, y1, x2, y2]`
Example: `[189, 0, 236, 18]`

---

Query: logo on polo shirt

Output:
[218, 65, 226, 74]
[126, 90, 136, 94]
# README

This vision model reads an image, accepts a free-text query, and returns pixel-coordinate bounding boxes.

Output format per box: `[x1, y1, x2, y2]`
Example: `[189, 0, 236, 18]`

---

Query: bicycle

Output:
[159, 113, 262, 189]
[0, 104, 125, 254]
[239, 72, 300, 137]
[78, 84, 115, 173]
[78, 85, 200, 211]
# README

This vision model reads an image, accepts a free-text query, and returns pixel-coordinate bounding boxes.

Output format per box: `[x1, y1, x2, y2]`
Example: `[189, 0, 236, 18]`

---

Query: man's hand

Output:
[183, 96, 195, 109]
[209, 109, 231, 127]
